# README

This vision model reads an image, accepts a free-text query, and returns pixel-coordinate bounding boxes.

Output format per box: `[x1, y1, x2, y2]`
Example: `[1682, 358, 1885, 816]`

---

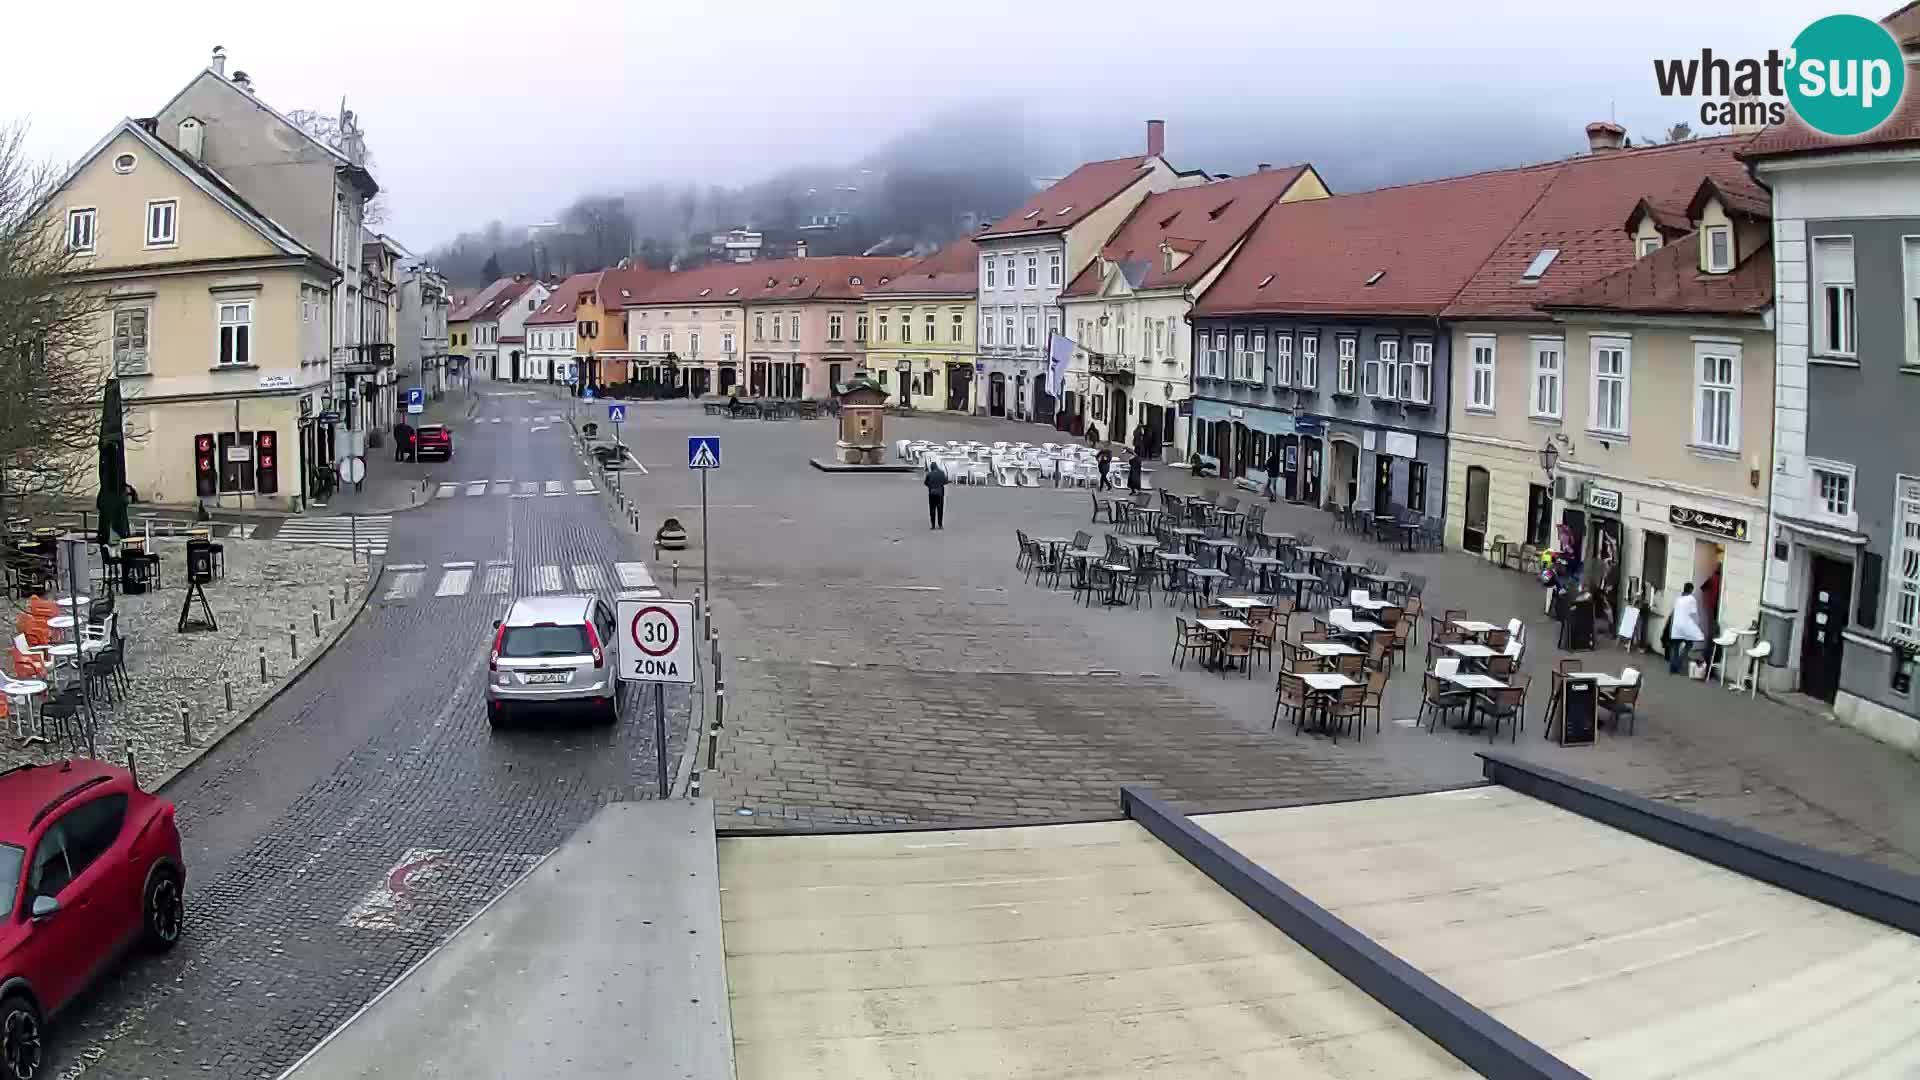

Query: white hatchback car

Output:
[486, 594, 620, 725]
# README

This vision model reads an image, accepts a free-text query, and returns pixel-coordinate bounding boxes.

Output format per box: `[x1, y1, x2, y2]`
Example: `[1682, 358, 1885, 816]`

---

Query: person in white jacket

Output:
[1667, 582, 1707, 675]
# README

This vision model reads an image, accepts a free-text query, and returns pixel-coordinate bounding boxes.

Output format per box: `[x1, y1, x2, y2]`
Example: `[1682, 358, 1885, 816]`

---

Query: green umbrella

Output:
[95, 378, 131, 544]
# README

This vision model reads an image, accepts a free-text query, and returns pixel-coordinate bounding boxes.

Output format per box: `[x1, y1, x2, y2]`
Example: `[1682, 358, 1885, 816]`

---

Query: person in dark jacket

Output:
[1264, 443, 1281, 501]
[1126, 450, 1143, 494]
[1086, 422, 1101, 447]
[924, 461, 948, 529]
[1096, 447, 1113, 491]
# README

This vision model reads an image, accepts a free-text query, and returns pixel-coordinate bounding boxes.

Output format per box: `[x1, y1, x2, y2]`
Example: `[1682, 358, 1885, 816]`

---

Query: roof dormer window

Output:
[766, 277, 777, 287]
[791, 276, 803, 286]
[1520, 248, 1561, 281]
[1638, 236, 1661, 258]
[1705, 226, 1733, 273]
[1057, 206, 1074, 215]
[849, 275, 862, 285]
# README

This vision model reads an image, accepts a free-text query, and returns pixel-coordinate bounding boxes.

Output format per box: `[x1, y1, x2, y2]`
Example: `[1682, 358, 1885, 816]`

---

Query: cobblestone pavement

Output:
[43, 385, 689, 1080]
[623, 405, 1917, 876]
[5, 537, 364, 786]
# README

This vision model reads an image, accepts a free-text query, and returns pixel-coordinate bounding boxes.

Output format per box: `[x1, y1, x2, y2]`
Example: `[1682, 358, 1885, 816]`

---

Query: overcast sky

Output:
[2, 0, 1854, 250]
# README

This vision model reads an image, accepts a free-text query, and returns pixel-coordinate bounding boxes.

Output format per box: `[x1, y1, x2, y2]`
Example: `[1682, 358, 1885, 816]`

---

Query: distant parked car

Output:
[415, 425, 453, 461]
[486, 595, 620, 726]
[0, 760, 186, 1079]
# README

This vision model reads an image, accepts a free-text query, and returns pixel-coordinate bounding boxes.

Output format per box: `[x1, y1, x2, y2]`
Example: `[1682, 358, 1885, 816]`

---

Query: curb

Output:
[149, 558, 381, 792]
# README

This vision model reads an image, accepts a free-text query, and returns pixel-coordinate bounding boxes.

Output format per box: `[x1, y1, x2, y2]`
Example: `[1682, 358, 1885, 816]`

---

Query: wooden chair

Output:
[1404, 596, 1425, 646]
[1364, 632, 1392, 673]
[1601, 678, 1640, 734]
[1218, 628, 1257, 678]
[1475, 674, 1531, 743]
[1420, 660, 1467, 732]
[1443, 608, 1467, 624]
[1360, 669, 1389, 734]
[1171, 617, 1210, 670]
[1485, 628, 1511, 652]
[1299, 629, 1331, 644]
[1328, 684, 1366, 741]
[1334, 652, 1364, 679]
[1484, 653, 1516, 677]
[1390, 620, 1412, 672]
[1274, 672, 1310, 731]
[1377, 605, 1403, 629]
[1090, 491, 1113, 523]
[1558, 657, 1583, 673]
[1249, 613, 1278, 671]
[1429, 616, 1463, 645]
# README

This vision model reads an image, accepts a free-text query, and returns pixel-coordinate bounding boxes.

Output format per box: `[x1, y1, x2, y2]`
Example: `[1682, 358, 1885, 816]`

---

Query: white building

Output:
[526, 272, 595, 383]
[467, 276, 550, 381]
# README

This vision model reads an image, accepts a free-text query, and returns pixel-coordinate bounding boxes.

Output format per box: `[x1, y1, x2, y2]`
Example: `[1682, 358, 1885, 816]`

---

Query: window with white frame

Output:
[1274, 334, 1293, 385]
[1230, 332, 1247, 380]
[925, 311, 936, 342]
[951, 311, 963, 342]
[789, 314, 800, 340]
[1809, 460, 1855, 526]
[1299, 335, 1318, 388]
[1248, 332, 1267, 381]
[1047, 311, 1061, 350]
[983, 313, 995, 346]
[1026, 254, 1038, 286]
[856, 313, 868, 341]
[721, 330, 734, 354]
[661, 330, 673, 353]
[828, 313, 842, 340]
[1165, 319, 1178, 358]
[877, 313, 889, 342]
[1693, 342, 1740, 450]
[66, 208, 96, 253]
[1210, 331, 1228, 378]
[985, 258, 996, 289]
[899, 310, 913, 344]
[1402, 339, 1432, 403]
[1906, 237, 1920, 368]
[216, 300, 252, 366]
[113, 307, 149, 375]
[1003, 313, 1015, 345]
[1467, 335, 1496, 410]
[1365, 338, 1397, 397]
[1893, 477, 1920, 642]
[1118, 322, 1128, 356]
[1531, 338, 1563, 418]
[770, 314, 782, 342]
[1336, 336, 1357, 393]
[689, 331, 700, 356]
[1590, 337, 1630, 434]
[1638, 236, 1661, 258]
[145, 199, 177, 247]
[1025, 313, 1037, 347]
[1049, 251, 1062, 286]
[1813, 236, 1856, 357]
[1706, 225, 1733, 273]
[636, 332, 648, 352]
[754, 314, 764, 340]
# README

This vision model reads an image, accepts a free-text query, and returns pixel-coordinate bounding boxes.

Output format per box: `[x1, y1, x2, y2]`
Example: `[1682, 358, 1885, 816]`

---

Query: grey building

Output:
[1749, 100, 1920, 753]
[399, 263, 452, 399]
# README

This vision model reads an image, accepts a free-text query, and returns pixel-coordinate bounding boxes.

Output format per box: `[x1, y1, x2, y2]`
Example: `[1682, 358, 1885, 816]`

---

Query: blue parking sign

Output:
[584, 386, 595, 401]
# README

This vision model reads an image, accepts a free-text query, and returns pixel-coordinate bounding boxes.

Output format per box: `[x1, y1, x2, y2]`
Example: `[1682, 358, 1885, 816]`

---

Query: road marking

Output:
[573, 479, 596, 494]
[435, 569, 472, 596]
[614, 562, 654, 589]
[436, 484, 457, 499]
[488, 417, 503, 424]
[341, 849, 543, 934]
[492, 481, 516, 495]
[571, 564, 608, 591]
[442, 560, 476, 569]
[383, 572, 422, 600]
[543, 481, 564, 497]
[531, 425, 551, 433]
[483, 566, 512, 594]
[519, 481, 538, 495]
[626, 588, 662, 598]
[536, 565, 563, 591]
[386, 563, 427, 572]
[466, 481, 487, 496]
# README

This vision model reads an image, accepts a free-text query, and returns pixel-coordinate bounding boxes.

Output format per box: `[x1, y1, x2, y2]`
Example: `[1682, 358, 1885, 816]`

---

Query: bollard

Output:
[351, 517, 359, 564]
[672, 560, 680, 588]
[330, 594, 337, 621]
[224, 680, 233, 713]
[126, 747, 139, 788]
[689, 770, 701, 798]
[693, 589, 703, 626]
[289, 624, 299, 661]
[259, 645, 268, 683]
[706, 689, 725, 771]
[180, 704, 193, 745]
[312, 608, 321, 637]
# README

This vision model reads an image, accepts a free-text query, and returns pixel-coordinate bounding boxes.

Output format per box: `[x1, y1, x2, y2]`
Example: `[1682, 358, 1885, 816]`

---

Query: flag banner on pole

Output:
[1046, 332, 1075, 397]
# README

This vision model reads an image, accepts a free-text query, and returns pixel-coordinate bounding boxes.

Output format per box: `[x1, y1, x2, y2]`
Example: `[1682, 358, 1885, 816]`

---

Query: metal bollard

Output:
[180, 705, 193, 745]
[706, 688, 725, 771]
[126, 748, 139, 788]
[258, 646, 268, 683]
[693, 589, 702, 626]
[330, 594, 337, 621]
[672, 561, 680, 587]
[312, 608, 321, 637]
[350, 517, 359, 564]
[289, 624, 299, 661]
[224, 680, 233, 713]
[689, 770, 701, 798]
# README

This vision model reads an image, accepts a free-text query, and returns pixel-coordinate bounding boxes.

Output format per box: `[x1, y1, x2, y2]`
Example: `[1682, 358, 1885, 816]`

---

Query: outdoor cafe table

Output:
[1246, 555, 1284, 592]
[1216, 507, 1247, 532]
[1568, 672, 1631, 689]
[1329, 615, 1385, 638]
[1351, 596, 1394, 613]
[1131, 506, 1165, 532]
[1280, 571, 1320, 610]
[1215, 596, 1268, 613]
[1118, 535, 1160, 550]
[1452, 619, 1502, 637]
[1186, 566, 1229, 603]
[1390, 521, 1421, 552]
[1296, 545, 1331, 570]
[55, 596, 90, 610]
[1299, 672, 1359, 736]
[2, 679, 46, 739]
[1437, 671, 1508, 730]
[1195, 538, 1238, 566]
[1333, 560, 1373, 591]
[1443, 642, 1498, 669]
[1196, 618, 1252, 671]
[1167, 526, 1206, 552]
[1361, 571, 1403, 595]
[1301, 641, 1362, 671]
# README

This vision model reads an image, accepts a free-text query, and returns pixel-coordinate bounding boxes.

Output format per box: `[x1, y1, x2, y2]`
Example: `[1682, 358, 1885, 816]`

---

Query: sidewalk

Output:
[305, 382, 481, 517]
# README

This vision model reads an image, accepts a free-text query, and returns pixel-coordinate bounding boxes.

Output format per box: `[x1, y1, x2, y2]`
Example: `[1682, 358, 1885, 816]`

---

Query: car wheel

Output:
[142, 868, 185, 951]
[0, 994, 43, 1080]
[602, 697, 620, 725]
[488, 702, 510, 729]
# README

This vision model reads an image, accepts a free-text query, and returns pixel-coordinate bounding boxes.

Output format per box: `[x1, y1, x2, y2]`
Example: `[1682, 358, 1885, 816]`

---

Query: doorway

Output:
[946, 365, 970, 412]
[1139, 403, 1164, 459]
[1464, 465, 1490, 553]
[1526, 484, 1553, 547]
[510, 350, 523, 382]
[1800, 554, 1853, 703]
[1303, 439, 1323, 504]
[1282, 436, 1300, 501]
[988, 374, 1006, 417]
[1108, 388, 1129, 437]
[718, 366, 737, 395]
[1330, 440, 1358, 510]
[1373, 454, 1394, 513]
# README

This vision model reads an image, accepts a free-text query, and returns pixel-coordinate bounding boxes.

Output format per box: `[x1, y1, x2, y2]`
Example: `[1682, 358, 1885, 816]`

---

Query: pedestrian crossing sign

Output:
[687, 436, 721, 470]
[607, 404, 627, 423]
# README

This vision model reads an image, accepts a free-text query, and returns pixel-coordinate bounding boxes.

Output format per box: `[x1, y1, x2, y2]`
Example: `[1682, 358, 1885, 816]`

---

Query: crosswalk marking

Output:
[483, 566, 512, 594]
[615, 562, 654, 589]
[536, 565, 563, 591]
[435, 569, 472, 596]
[518, 482, 538, 495]
[627, 588, 662, 599]
[543, 481, 564, 497]
[466, 481, 487, 497]
[493, 481, 515, 495]
[383, 571, 422, 600]
[436, 484, 457, 499]
[274, 515, 391, 556]
[443, 560, 476, 569]
[572, 564, 608, 591]
[573, 479, 596, 494]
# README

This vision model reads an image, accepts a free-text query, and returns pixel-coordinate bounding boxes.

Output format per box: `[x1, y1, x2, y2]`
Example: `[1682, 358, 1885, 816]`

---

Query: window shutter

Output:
[1857, 549, 1883, 630]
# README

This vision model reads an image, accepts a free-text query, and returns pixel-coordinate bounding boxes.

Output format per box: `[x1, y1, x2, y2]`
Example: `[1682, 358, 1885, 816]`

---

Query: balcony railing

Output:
[335, 342, 395, 373]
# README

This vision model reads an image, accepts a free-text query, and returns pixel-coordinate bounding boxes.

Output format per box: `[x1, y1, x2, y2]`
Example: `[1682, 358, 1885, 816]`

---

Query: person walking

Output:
[924, 460, 948, 530]
[1086, 422, 1102, 447]
[1126, 450, 1143, 494]
[1096, 446, 1113, 492]
[1667, 582, 1707, 676]
[1263, 442, 1281, 502]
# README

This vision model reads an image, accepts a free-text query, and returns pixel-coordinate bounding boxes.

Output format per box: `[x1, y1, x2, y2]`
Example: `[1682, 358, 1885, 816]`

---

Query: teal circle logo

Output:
[1787, 14, 1906, 136]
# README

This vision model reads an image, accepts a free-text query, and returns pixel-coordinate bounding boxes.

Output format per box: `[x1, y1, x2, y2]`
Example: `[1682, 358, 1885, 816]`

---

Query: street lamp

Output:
[1538, 438, 1559, 478]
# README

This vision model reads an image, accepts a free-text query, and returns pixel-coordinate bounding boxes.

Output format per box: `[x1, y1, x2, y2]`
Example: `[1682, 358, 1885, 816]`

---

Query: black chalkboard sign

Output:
[1857, 550, 1883, 631]
[1559, 678, 1597, 746]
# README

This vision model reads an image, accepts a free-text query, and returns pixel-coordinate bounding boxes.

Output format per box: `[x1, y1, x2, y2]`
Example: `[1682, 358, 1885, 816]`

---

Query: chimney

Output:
[1146, 119, 1165, 158]
[1585, 121, 1627, 152]
[178, 117, 204, 162]
[1256, 163, 1272, 172]
[231, 70, 253, 93]
[210, 46, 227, 77]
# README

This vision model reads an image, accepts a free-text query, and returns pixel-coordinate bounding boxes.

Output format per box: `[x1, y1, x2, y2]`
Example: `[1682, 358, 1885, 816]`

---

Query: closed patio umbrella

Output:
[95, 378, 131, 545]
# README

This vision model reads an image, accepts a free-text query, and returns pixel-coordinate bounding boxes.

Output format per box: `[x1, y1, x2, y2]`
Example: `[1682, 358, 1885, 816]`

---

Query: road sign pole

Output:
[654, 682, 668, 798]
[700, 469, 710, 603]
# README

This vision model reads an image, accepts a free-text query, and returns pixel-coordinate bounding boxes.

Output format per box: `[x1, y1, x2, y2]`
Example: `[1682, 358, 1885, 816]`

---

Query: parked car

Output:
[415, 424, 453, 461]
[0, 760, 185, 1079]
[486, 595, 620, 726]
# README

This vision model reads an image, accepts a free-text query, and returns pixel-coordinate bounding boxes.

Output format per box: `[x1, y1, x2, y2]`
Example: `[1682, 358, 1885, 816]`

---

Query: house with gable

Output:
[740, 256, 916, 399]
[1058, 163, 1328, 456]
[864, 239, 980, 411]
[621, 261, 761, 398]
[526, 273, 596, 384]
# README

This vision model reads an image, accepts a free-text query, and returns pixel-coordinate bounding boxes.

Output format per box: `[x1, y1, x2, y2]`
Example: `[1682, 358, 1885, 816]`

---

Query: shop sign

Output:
[1670, 504, 1750, 542]
[258, 373, 294, 389]
[1383, 431, 1418, 459]
[1227, 407, 1245, 420]
[1586, 486, 1622, 513]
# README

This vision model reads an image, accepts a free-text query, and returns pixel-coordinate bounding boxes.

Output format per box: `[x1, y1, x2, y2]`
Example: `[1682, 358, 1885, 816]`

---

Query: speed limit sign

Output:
[615, 599, 694, 684]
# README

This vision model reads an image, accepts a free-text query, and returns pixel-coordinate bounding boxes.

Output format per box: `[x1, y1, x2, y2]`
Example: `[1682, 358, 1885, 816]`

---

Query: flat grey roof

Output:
[1201, 787, 1920, 1078]
[719, 818, 1470, 1079]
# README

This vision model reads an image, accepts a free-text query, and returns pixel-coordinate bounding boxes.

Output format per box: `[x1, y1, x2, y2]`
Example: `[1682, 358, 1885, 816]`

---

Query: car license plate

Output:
[524, 672, 568, 684]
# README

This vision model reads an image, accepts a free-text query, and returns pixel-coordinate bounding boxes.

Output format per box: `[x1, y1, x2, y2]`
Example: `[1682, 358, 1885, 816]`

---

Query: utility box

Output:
[834, 374, 890, 466]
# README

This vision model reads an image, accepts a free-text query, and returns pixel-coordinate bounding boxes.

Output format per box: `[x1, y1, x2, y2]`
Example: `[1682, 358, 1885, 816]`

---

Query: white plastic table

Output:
[2, 679, 47, 738]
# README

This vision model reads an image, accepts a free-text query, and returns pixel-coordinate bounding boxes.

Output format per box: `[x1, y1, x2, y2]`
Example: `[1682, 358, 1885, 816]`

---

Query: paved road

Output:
[48, 385, 688, 1080]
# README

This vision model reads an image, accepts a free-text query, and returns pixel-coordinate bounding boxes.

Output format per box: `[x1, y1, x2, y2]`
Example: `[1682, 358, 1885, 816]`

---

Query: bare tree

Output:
[0, 122, 112, 528]
[286, 108, 387, 226]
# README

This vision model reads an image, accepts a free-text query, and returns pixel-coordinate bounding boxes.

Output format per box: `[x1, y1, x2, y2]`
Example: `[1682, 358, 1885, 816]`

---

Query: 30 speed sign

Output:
[615, 599, 695, 684]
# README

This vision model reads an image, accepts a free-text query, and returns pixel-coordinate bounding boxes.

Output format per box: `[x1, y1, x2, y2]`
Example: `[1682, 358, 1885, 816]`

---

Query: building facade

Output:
[739, 256, 914, 399]
[973, 121, 1195, 422]
[576, 265, 662, 389]
[1059, 165, 1327, 455]
[49, 119, 338, 511]
[526, 273, 594, 384]
[397, 262, 451, 396]
[622, 262, 754, 398]
[1748, 89, 1920, 751]
[863, 240, 980, 411]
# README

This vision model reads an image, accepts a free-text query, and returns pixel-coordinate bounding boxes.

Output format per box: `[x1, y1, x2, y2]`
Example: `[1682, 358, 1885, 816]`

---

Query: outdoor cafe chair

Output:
[1171, 617, 1212, 670]
[1327, 683, 1367, 741]
[1475, 674, 1531, 743]
[1601, 670, 1642, 734]
[1364, 632, 1392, 674]
[1389, 619, 1412, 671]
[1403, 596, 1424, 644]
[1420, 661, 1468, 732]
[1217, 627, 1257, 678]
[1484, 653, 1516, 678]
[1273, 671, 1310, 731]
[1360, 669, 1389, 734]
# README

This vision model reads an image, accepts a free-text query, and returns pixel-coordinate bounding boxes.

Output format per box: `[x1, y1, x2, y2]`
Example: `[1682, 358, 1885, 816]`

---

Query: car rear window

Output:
[499, 624, 589, 658]
[419, 426, 447, 437]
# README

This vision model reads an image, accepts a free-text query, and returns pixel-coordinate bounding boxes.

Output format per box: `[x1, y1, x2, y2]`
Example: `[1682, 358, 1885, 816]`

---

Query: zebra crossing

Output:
[273, 514, 392, 556]
[379, 560, 663, 602]
[434, 478, 598, 500]
[480, 414, 567, 424]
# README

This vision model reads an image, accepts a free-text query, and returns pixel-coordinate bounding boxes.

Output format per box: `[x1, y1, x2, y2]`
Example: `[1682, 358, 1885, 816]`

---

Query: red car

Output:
[0, 761, 185, 1079]
[415, 424, 454, 461]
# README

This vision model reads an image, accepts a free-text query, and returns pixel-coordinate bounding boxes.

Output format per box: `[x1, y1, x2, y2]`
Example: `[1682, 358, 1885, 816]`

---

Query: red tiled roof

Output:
[448, 277, 517, 322]
[1193, 164, 1561, 318]
[620, 261, 772, 307]
[527, 271, 600, 325]
[497, 335, 524, 343]
[1625, 198, 1693, 237]
[734, 256, 919, 303]
[1442, 134, 1762, 319]
[867, 238, 980, 296]
[977, 156, 1159, 239]
[600, 265, 668, 309]
[468, 276, 538, 323]
[1542, 235, 1773, 317]
[1061, 166, 1315, 299]
[1743, 63, 1920, 159]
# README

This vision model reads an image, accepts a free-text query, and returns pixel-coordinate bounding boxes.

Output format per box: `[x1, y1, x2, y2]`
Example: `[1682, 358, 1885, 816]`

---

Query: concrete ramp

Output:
[281, 799, 735, 1080]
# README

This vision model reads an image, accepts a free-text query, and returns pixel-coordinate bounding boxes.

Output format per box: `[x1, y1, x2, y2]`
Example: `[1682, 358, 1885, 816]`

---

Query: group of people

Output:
[921, 422, 1158, 530]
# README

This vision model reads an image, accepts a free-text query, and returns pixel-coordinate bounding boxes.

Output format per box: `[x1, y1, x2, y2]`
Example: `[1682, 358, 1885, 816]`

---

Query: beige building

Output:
[863, 239, 979, 412]
[47, 119, 338, 510]
[621, 262, 755, 397]
[740, 256, 916, 399]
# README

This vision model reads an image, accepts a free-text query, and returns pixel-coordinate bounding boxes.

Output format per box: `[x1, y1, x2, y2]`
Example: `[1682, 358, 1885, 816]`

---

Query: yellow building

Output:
[46, 118, 338, 510]
[862, 240, 979, 410]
